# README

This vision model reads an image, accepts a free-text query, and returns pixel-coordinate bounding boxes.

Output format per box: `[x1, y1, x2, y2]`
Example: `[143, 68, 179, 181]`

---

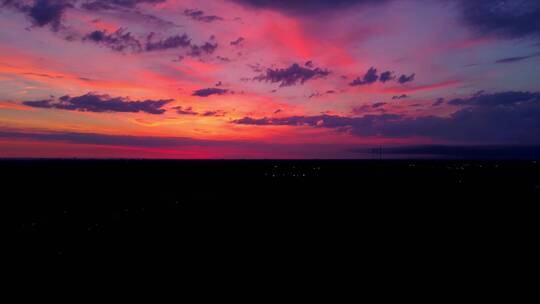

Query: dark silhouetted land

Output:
[5, 160, 538, 260]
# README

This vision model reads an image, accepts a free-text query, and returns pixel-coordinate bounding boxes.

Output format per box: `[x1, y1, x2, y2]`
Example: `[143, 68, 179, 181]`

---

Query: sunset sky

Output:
[1, 0, 539, 158]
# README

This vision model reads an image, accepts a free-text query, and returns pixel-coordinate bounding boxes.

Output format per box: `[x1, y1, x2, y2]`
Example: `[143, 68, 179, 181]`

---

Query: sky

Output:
[0, 0, 539, 158]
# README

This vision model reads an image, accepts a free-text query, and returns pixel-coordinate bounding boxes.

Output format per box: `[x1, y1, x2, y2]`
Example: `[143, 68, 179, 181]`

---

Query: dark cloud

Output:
[23, 93, 172, 114]
[1, 0, 72, 31]
[367, 145, 540, 159]
[351, 103, 390, 114]
[127, 10, 176, 28]
[145, 33, 216, 55]
[80, 2, 174, 29]
[432, 98, 445, 107]
[192, 88, 229, 97]
[247, 63, 263, 73]
[308, 90, 336, 99]
[379, 71, 395, 83]
[81, 0, 166, 10]
[83, 29, 217, 56]
[398, 73, 415, 84]
[350, 67, 415, 86]
[188, 42, 218, 57]
[0, 1, 214, 56]
[392, 94, 408, 100]
[495, 52, 540, 64]
[201, 110, 227, 117]
[84, 29, 142, 52]
[233, 117, 285, 126]
[233, 114, 400, 129]
[229, 0, 392, 15]
[174, 106, 226, 117]
[458, 0, 540, 40]
[1, 0, 167, 30]
[447, 91, 540, 107]
[233, 91, 540, 144]
[372, 102, 387, 108]
[184, 8, 223, 23]
[230, 37, 245, 46]
[80, 1, 114, 10]
[145, 33, 191, 51]
[0, 130, 226, 148]
[174, 106, 198, 115]
[254, 63, 330, 87]
[350, 67, 378, 86]
[351, 105, 371, 115]
[30, 0, 71, 30]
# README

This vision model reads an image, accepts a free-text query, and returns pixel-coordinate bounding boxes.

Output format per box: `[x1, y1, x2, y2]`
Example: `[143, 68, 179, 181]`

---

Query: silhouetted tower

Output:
[372, 146, 383, 160]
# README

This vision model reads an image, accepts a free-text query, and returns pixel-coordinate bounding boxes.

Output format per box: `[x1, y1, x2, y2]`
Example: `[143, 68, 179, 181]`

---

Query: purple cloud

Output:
[188, 42, 218, 57]
[23, 93, 172, 114]
[192, 88, 230, 97]
[174, 106, 199, 115]
[398, 73, 415, 84]
[379, 71, 395, 83]
[184, 9, 223, 23]
[233, 91, 540, 144]
[432, 98, 445, 107]
[81, 0, 166, 10]
[1, 0, 72, 31]
[447, 91, 540, 107]
[230, 37, 245, 46]
[350, 67, 378, 86]
[392, 94, 409, 100]
[230, 0, 393, 15]
[84, 29, 142, 52]
[458, 0, 540, 40]
[495, 52, 540, 64]
[255, 63, 330, 87]
[145, 33, 191, 51]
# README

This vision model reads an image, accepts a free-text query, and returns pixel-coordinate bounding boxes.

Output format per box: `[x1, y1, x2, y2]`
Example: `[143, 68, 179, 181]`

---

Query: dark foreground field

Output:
[4, 160, 539, 261]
